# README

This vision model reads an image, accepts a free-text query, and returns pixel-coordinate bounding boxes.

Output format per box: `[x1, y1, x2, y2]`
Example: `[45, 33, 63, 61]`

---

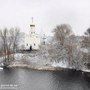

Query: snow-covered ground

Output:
[51, 61, 68, 68]
[82, 69, 90, 72]
[14, 53, 24, 60]
[0, 67, 3, 70]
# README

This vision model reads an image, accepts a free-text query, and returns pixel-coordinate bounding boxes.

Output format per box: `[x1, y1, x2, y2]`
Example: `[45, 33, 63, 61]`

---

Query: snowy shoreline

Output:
[0, 53, 90, 73]
[8, 63, 90, 74]
[8, 64, 63, 71]
[7, 63, 78, 72]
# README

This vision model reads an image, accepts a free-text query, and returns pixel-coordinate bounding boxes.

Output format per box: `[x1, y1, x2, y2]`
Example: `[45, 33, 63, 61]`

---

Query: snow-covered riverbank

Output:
[0, 52, 90, 73]
[8, 60, 62, 71]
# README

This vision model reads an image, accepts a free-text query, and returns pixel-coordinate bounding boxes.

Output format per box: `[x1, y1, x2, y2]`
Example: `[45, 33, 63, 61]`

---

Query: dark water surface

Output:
[0, 68, 90, 90]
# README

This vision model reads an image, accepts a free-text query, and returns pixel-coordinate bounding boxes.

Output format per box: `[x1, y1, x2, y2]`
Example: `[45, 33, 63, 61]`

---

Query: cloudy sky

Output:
[0, 0, 90, 36]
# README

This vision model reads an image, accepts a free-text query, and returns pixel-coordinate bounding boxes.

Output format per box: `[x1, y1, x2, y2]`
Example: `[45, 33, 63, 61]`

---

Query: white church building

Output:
[24, 18, 41, 50]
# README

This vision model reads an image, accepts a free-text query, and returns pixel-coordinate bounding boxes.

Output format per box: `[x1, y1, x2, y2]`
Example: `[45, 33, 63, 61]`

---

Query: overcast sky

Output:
[0, 0, 90, 36]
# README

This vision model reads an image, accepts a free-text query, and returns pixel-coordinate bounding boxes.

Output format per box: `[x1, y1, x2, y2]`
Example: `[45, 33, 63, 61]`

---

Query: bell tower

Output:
[30, 17, 35, 36]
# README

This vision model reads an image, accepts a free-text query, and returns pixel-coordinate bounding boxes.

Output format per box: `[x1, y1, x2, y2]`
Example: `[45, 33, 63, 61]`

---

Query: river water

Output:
[0, 68, 90, 90]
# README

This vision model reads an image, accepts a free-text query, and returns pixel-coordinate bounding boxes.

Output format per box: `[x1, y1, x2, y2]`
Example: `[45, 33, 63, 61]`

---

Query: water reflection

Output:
[0, 68, 90, 90]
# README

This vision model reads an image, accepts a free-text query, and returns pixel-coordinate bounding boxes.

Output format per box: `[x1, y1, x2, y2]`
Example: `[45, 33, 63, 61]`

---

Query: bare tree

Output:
[52, 24, 73, 64]
[0, 28, 8, 66]
[65, 35, 83, 69]
[49, 24, 83, 69]
[81, 29, 90, 69]
[54, 24, 73, 45]
[9, 28, 22, 60]
[0, 27, 22, 67]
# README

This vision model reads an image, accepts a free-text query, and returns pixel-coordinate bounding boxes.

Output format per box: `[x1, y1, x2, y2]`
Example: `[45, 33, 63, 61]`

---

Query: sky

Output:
[0, 0, 90, 36]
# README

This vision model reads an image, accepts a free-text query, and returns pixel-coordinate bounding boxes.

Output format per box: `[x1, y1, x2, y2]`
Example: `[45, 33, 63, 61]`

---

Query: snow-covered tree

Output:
[81, 29, 90, 69]
[64, 35, 83, 69]
[0, 27, 23, 66]
[36, 44, 50, 65]
[48, 24, 83, 69]
[47, 24, 73, 68]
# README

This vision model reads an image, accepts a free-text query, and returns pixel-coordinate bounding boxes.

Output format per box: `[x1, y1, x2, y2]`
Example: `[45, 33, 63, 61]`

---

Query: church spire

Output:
[30, 17, 35, 34]
[30, 17, 35, 27]
[31, 17, 33, 23]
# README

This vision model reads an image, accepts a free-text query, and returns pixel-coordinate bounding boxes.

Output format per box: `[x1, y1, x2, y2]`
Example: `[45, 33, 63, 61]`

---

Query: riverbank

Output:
[0, 61, 78, 72]
[8, 64, 90, 79]
[0, 52, 90, 73]
[8, 61, 65, 71]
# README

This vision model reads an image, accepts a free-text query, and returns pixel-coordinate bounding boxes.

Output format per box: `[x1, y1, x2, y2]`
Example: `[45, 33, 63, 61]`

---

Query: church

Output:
[24, 18, 41, 50]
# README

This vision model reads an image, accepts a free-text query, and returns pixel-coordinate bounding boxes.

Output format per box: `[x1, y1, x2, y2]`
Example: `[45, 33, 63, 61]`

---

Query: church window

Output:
[34, 43, 35, 46]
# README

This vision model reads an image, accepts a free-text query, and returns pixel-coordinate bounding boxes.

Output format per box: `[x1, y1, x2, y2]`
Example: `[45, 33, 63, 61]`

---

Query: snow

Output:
[0, 53, 23, 61]
[14, 53, 24, 60]
[80, 48, 89, 53]
[0, 67, 3, 70]
[51, 61, 68, 68]
[0, 57, 4, 62]
[81, 68, 90, 72]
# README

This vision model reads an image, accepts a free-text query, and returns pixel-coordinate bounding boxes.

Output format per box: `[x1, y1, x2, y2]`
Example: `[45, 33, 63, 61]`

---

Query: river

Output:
[0, 68, 90, 90]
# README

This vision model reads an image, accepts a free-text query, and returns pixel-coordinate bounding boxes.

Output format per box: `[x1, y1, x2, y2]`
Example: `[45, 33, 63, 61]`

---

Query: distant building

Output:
[24, 18, 41, 50]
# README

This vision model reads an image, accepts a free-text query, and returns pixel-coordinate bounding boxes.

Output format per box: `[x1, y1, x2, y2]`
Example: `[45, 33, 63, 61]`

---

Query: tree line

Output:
[39, 24, 90, 70]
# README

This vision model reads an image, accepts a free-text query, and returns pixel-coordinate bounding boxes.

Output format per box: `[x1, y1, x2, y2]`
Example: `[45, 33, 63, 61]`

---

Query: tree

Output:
[81, 29, 90, 69]
[65, 35, 83, 69]
[36, 44, 50, 65]
[48, 40, 68, 67]
[49, 24, 83, 69]
[53, 24, 73, 45]
[0, 28, 8, 66]
[0, 27, 22, 66]
[48, 24, 74, 67]
[9, 28, 22, 60]
[84, 28, 90, 36]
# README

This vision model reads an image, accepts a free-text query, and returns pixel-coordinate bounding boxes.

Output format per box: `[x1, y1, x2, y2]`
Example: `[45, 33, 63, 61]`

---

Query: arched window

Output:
[34, 43, 35, 46]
